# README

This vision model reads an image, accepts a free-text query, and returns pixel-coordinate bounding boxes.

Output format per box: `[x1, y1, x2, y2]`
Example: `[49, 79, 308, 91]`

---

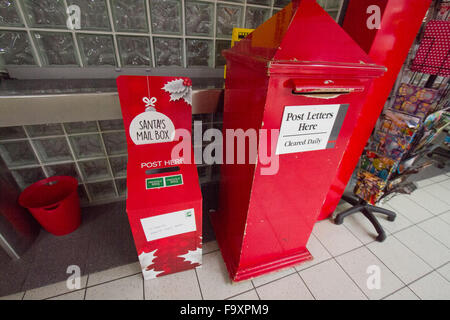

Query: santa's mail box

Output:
[211, 0, 385, 281]
[117, 76, 202, 280]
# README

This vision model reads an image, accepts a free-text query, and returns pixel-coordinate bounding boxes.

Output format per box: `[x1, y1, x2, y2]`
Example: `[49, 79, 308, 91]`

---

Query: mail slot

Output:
[210, 0, 385, 281]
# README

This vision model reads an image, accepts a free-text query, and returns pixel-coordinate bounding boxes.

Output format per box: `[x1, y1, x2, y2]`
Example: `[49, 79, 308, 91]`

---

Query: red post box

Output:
[211, 0, 385, 281]
[117, 76, 202, 280]
[317, 0, 432, 220]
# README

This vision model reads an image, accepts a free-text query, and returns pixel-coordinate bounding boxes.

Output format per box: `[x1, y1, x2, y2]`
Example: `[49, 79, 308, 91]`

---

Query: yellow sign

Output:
[225, 28, 255, 79]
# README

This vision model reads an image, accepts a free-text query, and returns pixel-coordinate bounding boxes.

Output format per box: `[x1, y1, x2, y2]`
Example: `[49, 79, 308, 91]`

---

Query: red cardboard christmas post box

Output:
[212, 0, 385, 281]
[117, 76, 202, 280]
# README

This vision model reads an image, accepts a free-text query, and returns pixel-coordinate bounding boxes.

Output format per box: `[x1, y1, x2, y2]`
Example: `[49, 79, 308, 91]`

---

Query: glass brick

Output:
[86, 180, 116, 200]
[77, 34, 116, 66]
[110, 155, 127, 177]
[64, 121, 98, 134]
[111, 0, 148, 32]
[326, 0, 342, 10]
[102, 131, 127, 155]
[33, 31, 78, 66]
[33, 137, 72, 162]
[216, 4, 243, 38]
[327, 10, 339, 20]
[185, 1, 213, 36]
[26, 124, 64, 137]
[245, 7, 270, 29]
[0, 0, 23, 26]
[22, 0, 67, 28]
[117, 36, 151, 67]
[11, 167, 45, 189]
[115, 178, 127, 196]
[0, 126, 26, 140]
[79, 158, 111, 181]
[150, 0, 181, 35]
[274, 0, 291, 7]
[46, 162, 80, 180]
[78, 185, 89, 203]
[186, 39, 213, 67]
[215, 40, 231, 68]
[247, 0, 271, 5]
[67, 0, 110, 30]
[153, 37, 183, 67]
[70, 134, 105, 159]
[0, 31, 36, 65]
[99, 119, 124, 131]
[0, 140, 38, 166]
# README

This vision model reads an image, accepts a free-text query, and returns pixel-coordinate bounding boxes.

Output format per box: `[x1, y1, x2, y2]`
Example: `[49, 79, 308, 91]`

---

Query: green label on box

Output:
[165, 175, 183, 187]
[146, 177, 164, 189]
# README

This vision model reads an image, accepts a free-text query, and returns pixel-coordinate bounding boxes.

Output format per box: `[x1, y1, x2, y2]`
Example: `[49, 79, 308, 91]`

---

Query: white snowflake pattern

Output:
[142, 268, 164, 280]
[178, 247, 202, 265]
[138, 249, 158, 269]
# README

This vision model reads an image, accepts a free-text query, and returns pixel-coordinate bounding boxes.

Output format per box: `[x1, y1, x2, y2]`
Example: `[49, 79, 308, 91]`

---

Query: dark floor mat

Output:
[0, 182, 219, 297]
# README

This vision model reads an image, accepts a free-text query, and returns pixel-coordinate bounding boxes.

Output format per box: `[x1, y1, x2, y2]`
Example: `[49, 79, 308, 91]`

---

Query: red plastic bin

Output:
[19, 176, 81, 236]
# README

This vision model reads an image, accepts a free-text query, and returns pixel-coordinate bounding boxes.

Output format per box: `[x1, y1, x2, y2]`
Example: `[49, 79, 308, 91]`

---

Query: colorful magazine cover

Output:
[360, 151, 397, 181]
[354, 171, 387, 205]
[392, 83, 439, 120]
[377, 109, 421, 137]
[367, 131, 414, 161]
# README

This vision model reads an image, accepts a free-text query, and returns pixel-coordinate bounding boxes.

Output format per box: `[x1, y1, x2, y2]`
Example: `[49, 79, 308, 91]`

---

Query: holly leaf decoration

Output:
[163, 79, 186, 94]
[162, 79, 193, 106]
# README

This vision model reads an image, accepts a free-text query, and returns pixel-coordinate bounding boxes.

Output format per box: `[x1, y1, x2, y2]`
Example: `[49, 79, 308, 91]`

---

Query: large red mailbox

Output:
[211, 0, 385, 281]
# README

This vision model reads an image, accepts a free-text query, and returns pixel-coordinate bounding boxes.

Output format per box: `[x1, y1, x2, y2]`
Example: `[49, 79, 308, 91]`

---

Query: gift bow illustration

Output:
[143, 97, 157, 111]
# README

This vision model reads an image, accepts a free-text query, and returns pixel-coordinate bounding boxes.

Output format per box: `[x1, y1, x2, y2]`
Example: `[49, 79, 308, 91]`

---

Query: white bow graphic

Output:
[143, 97, 157, 111]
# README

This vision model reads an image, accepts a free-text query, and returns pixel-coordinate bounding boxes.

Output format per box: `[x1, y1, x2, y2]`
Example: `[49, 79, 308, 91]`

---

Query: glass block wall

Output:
[0, 0, 343, 68]
[0, 114, 223, 205]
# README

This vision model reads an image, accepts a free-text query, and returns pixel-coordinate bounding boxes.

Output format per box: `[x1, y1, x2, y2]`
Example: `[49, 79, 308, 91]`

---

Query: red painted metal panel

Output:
[212, 0, 384, 281]
[318, 0, 432, 220]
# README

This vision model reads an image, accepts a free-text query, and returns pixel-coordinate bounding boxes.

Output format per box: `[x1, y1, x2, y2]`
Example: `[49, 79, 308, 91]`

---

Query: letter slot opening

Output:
[288, 79, 365, 99]
[146, 166, 180, 175]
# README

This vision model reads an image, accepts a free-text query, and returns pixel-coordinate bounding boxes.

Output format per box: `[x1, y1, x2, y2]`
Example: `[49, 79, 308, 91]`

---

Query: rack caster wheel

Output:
[387, 216, 396, 222]
[376, 233, 387, 242]
[334, 216, 344, 225]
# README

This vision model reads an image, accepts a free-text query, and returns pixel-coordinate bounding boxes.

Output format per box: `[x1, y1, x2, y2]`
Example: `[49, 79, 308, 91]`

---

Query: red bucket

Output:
[19, 176, 81, 236]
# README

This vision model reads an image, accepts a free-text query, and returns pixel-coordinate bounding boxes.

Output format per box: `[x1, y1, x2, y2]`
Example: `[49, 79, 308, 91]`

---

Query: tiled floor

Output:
[1, 172, 450, 300]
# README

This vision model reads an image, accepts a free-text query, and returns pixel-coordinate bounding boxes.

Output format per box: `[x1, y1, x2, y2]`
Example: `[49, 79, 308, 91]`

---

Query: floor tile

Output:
[438, 179, 450, 190]
[48, 290, 85, 300]
[415, 178, 436, 188]
[422, 184, 450, 206]
[439, 211, 450, 224]
[144, 269, 201, 300]
[406, 189, 449, 215]
[409, 272, 450, 300]
[203, 241, 219, 254]
[418, 217, 450, 248]
[383, 287, 419, 300]
[228, 290, 260, 300]
[251, 267, 296, 287]
[196, 251, 253, 300]
[312, 219, 363, 257]
[256, 273, 314, 300]
[395, 226, 450, 269]
[437, 263, 450, 282]
[343, 213, 384, 244]
[386, 195, 433, 223]
[367, 237, 432, 284]
[429, 174, 449, 183]
[295, 234, 332, 271]
[299, 259, 367, 300]
[23, 276, 87, 300]
[335, 247, 403, 300]
[0, 292, 24, 300]
[85, 274, 143, 300]
[378, 207, 413, 234]
[87, 262, 141, 287]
